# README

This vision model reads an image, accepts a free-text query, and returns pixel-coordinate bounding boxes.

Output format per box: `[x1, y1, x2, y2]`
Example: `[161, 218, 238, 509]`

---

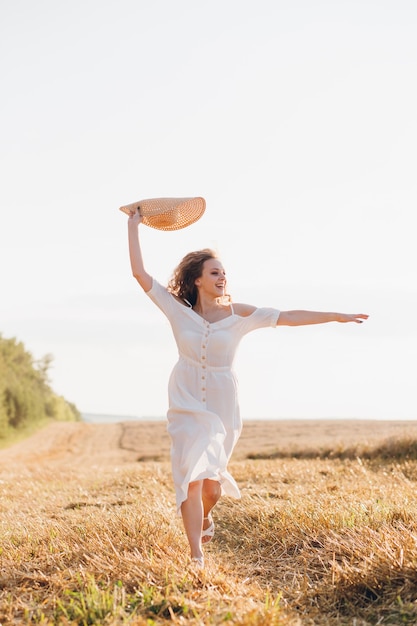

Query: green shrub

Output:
[0, 334, 80, 438]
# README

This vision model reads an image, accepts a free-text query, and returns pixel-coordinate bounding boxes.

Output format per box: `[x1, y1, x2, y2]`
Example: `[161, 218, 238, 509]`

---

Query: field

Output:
[1, 419, 417, 625]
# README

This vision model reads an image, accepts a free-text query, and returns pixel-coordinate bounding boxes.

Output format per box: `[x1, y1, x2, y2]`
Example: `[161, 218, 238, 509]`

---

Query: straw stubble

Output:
[1, 420, 417, 624]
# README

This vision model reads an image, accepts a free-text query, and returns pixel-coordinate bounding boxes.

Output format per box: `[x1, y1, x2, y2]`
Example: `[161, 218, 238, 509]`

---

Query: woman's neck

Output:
[193, 295, 220, 315]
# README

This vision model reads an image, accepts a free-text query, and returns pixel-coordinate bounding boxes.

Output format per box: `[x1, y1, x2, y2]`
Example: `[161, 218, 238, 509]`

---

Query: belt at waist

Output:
[178, 354, 231, 372]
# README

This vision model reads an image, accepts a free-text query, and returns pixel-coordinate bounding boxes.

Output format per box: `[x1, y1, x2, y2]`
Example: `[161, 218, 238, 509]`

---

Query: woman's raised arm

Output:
[127, 208, 153, 292]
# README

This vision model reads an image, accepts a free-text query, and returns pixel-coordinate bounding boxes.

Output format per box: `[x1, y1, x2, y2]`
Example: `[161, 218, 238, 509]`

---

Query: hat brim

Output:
[119, 197, 206, 231]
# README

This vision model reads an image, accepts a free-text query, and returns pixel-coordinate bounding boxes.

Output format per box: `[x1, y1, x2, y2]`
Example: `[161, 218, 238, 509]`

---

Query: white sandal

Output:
[190, 556, 205, 569]
[201, 514, 215, 543]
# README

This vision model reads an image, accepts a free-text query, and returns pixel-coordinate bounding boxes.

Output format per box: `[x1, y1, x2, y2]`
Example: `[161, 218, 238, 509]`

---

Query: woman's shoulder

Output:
[172, 293, 191, 308]
[232, 302, 257, 317]
[146, 279, 191, 317]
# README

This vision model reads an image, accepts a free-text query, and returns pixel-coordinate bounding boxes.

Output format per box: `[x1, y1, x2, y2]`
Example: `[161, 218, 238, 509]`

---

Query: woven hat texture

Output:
[119, 197, 206, 231]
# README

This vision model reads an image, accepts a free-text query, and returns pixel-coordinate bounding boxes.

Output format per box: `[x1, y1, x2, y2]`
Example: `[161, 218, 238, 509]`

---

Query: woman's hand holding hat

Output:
[127, 204, 142, 226]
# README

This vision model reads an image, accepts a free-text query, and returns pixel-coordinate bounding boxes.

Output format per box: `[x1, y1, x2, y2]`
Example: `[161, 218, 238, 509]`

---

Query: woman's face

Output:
[195, 258, 227, 298]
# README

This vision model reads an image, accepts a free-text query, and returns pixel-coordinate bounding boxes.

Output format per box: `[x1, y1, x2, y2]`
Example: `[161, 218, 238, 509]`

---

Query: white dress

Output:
[146, 278, 280, 512]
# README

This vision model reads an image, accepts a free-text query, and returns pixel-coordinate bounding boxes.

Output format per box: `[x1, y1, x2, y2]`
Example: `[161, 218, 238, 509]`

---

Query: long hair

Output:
[167, 249, 218, 307]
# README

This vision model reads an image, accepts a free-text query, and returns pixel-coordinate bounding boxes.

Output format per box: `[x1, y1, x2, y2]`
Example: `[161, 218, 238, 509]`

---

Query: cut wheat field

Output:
[2, 419, 417, 625]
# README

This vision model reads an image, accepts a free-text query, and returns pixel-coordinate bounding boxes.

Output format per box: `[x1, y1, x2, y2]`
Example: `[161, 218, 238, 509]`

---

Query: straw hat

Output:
[119, 197, 206, 231]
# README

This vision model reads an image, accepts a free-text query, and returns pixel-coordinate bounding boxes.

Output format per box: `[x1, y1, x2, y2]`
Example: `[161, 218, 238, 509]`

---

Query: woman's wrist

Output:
[128, 218, 141, 229]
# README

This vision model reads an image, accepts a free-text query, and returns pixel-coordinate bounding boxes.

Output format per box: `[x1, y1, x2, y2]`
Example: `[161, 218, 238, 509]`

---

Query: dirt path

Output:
[2, 418, 417, 472]
[0, 421, 169, 470]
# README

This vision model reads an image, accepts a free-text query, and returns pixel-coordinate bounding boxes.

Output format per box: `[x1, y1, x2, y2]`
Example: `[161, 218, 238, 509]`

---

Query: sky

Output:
[1, 0, 416, 421]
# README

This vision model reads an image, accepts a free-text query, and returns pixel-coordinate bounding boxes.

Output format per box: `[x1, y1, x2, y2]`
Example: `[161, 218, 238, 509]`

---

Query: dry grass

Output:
[247, 435, 417, 463]
[1, 423, 417, 625]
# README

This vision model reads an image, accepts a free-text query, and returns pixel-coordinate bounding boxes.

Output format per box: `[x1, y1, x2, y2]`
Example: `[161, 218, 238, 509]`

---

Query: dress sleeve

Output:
[145, 278, 177, 320]
[238, 307, 280, 335]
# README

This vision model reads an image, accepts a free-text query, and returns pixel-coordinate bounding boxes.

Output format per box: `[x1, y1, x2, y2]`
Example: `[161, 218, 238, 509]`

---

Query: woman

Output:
[127, 209, 368, 568]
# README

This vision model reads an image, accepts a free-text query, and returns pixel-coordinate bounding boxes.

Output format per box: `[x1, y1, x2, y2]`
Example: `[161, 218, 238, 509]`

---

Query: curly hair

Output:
[167, 249, 218, 307]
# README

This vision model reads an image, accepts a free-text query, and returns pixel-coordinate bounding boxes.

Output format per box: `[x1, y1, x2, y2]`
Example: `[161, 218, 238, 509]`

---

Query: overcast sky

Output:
[1, 0, 416, 420]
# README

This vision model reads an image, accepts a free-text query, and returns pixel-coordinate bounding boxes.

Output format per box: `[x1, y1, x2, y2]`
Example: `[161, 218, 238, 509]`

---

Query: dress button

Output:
[202, 387, 206, 391]
[202, 397, 206, 402]
[202, 344, 206, 349]
[202, 355, 206, 360]
[202, 375, 205, 380]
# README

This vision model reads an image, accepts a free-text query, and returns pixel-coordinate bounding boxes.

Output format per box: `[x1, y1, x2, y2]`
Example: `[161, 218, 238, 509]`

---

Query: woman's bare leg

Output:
[202, 479, 221, 542]
[181, 480, 204, 559]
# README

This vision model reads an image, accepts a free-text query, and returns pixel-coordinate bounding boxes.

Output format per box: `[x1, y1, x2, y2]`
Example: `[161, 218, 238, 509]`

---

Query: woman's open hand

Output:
[338, 313, 369, 324]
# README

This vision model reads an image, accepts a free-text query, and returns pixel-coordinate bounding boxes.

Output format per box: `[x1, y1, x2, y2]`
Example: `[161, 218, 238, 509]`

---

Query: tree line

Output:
[0, 334, 80, 439]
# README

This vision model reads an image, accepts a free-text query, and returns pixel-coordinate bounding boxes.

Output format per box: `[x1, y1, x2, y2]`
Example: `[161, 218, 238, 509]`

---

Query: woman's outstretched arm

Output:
[127, 208, 152, 292]
[277, 311, 369, 326]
